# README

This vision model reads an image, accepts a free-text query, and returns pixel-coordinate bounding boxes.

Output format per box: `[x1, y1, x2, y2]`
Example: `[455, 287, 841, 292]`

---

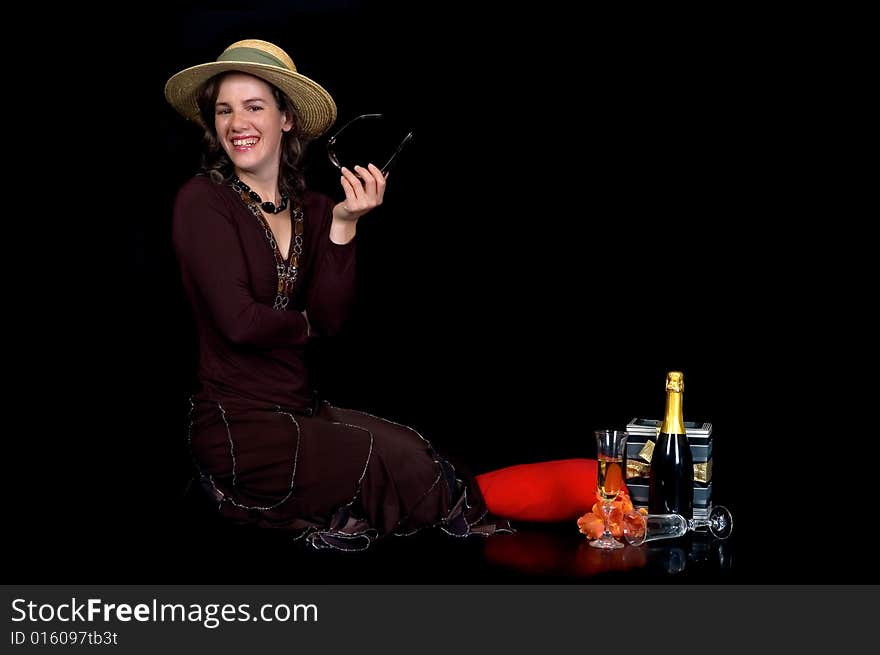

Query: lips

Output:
[231, 136, 259, 151]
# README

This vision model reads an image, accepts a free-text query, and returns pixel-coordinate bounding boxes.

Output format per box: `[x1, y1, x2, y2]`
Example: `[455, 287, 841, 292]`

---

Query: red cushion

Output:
[476, 458, 625, 522]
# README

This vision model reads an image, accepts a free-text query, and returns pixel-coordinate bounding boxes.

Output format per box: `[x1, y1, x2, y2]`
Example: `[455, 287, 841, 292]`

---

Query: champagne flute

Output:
[622, 505, 734, 547]
[590, 429, 629, 550]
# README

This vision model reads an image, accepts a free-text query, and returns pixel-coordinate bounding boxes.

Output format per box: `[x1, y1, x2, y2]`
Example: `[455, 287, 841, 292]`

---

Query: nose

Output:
[230, 109, 251, 131]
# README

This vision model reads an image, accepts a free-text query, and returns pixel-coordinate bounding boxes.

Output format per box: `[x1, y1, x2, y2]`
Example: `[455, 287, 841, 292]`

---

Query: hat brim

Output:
[164, 61, 337, 137]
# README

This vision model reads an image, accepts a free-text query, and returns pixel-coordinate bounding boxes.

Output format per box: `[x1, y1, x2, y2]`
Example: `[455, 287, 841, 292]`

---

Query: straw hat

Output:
[164, 39, 337, 137]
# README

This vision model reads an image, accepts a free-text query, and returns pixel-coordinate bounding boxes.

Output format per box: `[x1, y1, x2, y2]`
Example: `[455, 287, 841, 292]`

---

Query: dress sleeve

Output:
[172, 179, 309, 348]
[304, 196, 357, 337]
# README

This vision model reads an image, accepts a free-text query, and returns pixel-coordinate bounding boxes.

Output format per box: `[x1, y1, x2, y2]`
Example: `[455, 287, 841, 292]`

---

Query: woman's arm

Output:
[306, 164, 387, 336]
[172, 179, 309, 348]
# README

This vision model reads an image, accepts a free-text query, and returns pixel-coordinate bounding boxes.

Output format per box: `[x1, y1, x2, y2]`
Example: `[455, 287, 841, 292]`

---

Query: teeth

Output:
[232, 137, 258, 146]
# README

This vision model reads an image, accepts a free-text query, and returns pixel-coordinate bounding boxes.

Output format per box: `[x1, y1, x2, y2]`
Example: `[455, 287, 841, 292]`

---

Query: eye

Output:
[247, 105, 264, 112]
[215, 107, 231, 115]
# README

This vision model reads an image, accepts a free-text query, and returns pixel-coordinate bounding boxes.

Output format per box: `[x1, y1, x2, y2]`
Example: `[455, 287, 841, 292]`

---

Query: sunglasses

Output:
[327, 113, 414, 177]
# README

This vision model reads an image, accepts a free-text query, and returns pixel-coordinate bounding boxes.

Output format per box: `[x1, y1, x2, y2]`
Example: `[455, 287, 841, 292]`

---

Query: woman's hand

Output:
[331, 164, 387, 237]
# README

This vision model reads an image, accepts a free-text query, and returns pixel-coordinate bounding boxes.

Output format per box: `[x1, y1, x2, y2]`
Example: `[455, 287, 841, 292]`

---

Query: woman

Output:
[166, 39, 611, 552]
[165, 38, 520, 551]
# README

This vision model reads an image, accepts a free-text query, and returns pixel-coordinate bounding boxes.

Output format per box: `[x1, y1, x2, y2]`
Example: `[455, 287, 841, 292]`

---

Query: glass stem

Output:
[689, 518, 709, 533]
[602, 501, 613, 539]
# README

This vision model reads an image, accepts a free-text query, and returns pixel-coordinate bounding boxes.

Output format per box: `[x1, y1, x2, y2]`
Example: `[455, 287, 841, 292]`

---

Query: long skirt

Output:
[188, 397, 510, 550]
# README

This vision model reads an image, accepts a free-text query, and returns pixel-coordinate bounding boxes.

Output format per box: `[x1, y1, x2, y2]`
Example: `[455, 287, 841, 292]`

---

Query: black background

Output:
[12, 1, 849, 584]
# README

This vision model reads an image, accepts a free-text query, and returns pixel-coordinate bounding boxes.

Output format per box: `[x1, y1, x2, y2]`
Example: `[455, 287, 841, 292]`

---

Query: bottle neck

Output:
[660, 390, 685, 435]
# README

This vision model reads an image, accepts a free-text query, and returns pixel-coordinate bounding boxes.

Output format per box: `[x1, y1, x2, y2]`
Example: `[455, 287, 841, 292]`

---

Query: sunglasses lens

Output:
[328, 115, 412, 172]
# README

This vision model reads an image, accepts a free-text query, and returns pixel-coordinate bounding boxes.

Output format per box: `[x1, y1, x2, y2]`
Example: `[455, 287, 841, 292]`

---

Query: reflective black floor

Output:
[480, 525, 734, 582]
[14, 489, 877, 585]
[125, 500, 740, 584]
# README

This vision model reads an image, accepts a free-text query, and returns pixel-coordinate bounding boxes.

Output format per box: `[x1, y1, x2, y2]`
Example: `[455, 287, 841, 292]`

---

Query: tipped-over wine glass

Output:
[622, 505, 734, 547]
[590, 429, 629, 550]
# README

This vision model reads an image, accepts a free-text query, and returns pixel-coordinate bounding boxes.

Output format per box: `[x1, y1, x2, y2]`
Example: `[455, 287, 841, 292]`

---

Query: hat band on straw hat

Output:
[218, 47, 292, 71]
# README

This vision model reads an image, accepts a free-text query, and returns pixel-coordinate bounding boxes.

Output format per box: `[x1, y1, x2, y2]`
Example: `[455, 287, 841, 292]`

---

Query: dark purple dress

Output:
[172, 176, 507, 550]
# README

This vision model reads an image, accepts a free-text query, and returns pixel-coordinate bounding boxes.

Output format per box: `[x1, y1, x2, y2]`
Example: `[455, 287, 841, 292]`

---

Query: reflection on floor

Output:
[482, 525, 734, 580]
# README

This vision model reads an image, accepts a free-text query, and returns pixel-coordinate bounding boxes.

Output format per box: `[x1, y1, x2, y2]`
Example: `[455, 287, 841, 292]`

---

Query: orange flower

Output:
[577, 513, 605, 539]
[577, 487, 644, 541]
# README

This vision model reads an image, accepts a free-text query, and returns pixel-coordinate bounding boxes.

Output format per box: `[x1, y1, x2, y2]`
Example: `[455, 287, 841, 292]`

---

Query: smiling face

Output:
[213, 72, 293, 179]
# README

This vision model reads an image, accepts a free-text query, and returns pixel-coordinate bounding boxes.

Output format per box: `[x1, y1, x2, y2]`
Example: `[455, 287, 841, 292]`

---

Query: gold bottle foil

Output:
[660, 371, 685, 435]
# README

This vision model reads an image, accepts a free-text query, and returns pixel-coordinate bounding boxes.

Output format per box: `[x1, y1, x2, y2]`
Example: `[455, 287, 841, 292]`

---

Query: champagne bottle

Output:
[648, 371, 694, 518]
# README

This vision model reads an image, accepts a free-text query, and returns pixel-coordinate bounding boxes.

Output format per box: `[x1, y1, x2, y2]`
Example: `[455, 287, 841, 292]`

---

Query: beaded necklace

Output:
[229, 178, 304, 310]
[230, 175, 289, 214]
